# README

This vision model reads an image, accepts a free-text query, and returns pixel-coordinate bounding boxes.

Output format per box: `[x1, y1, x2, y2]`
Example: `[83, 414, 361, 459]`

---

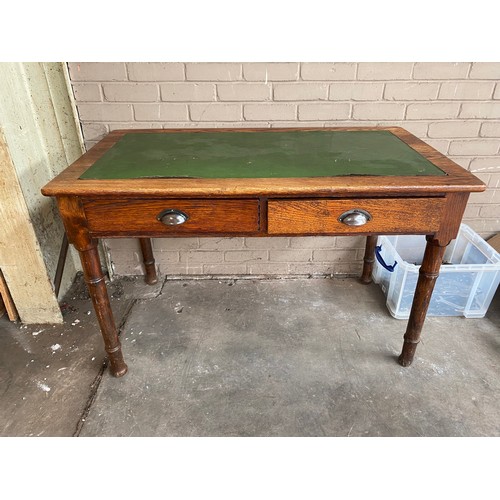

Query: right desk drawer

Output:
[267, 198, 447, 235]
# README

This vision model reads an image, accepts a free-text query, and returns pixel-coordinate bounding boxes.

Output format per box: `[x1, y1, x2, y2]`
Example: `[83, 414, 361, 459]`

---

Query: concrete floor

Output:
[1, 274, 499, 436]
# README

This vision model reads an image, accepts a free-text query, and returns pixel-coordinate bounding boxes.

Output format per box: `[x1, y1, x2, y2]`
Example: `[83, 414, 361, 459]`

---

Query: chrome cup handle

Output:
[338, 209, 372, 226]
[157, 209, 189, 226]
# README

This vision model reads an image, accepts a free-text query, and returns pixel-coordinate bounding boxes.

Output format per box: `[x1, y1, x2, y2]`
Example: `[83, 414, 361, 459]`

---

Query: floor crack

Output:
[72, 298, 137, 437]
[157, 276, 169, 297]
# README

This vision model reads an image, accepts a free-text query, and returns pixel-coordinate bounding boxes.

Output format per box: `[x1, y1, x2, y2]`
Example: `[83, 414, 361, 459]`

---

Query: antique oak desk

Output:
[42, 127, 485, 377]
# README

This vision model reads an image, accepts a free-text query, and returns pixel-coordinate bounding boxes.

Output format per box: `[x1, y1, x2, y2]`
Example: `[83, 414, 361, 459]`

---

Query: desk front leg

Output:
[78, 240, 128, 377]
[398, 236, 447, 367]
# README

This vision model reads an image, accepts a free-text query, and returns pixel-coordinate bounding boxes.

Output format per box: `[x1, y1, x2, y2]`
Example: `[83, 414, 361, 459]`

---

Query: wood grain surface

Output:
[267, 197, 446, 235]
[41, 127, 486, 198]
[0, 270, 18, 321]
[83, 198, 260, 236]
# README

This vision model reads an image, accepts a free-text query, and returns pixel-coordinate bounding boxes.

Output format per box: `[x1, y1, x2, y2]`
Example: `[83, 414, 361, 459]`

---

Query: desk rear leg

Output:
[139, 238, 158, 285]
[360, 235, 377, 284]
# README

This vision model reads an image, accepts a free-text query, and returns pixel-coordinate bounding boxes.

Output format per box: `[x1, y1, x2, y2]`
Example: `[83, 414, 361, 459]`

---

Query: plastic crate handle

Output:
[375, 245, 398, 272]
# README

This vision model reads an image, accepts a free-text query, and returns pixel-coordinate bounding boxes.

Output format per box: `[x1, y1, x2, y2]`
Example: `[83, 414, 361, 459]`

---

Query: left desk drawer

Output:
[83, 198, 260, 236]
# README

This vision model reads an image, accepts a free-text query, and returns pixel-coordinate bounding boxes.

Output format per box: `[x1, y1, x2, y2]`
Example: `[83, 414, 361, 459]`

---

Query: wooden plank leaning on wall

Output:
[0, 269, 18, 320]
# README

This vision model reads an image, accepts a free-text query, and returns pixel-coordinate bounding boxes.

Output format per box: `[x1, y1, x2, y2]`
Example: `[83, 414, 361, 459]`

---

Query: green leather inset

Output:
[80, 130, 445, 179]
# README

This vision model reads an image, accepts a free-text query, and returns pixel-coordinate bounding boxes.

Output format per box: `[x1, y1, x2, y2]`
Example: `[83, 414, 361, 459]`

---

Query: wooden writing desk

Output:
[41, 127, 485, 377]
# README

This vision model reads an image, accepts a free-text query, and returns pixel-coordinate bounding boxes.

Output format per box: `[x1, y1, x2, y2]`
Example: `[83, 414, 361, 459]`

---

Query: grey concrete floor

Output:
[1, 274, 499, 436]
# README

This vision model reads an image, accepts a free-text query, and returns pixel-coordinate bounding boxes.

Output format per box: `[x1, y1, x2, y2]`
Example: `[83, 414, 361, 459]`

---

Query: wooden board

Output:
[0, 269, 18, 321]
[0, 129, 61, 323]
[487, 233, 500, 253]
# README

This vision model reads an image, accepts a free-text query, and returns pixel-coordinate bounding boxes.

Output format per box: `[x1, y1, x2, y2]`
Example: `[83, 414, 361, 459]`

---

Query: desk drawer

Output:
[267, 198, 446, 235]
[83, 198, 260, 236]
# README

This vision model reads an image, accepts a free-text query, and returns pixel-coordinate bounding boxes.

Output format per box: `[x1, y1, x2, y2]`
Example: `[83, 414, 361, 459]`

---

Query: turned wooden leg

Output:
[398, 236, 448, 367]
[139, 238, 158, 285]
[78, 240, 128, 377]
[360, 235, 377, 284]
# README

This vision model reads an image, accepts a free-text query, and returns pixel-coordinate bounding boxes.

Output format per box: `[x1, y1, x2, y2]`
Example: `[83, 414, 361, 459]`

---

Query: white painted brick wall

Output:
[274, 83, 329, 101]
[406, 102, 460, 119]
[102, 83, 159, 102]
[352, 102, 405, 120]
[185, 63, 242, 81]
[160, 83, 216, 102]
[189, 103, 242, 121]
[428, 121, 481, 138]
[243, 63, 299, 81]
[357, 63, 413, 80]
[127, 62, 184, 81]
[68, 62, 500, 279]
[460, 102, 500, 119]
[438, 82, 495, 100]
[298, 103, 350, 121]
[217, 83, 271, 101]
[301, 63, 356, 81]
[72, 83, 102, 102]
[412, 63, 470, 80]
[134, 103, 189, 121]
[384, 82, 440, 101]
[481, 122, 500, 137]
[329, 83, 384, 101]
[68, 62, 127, 81]
[469, 63, 500, 79]
[243, 103, 296, 121]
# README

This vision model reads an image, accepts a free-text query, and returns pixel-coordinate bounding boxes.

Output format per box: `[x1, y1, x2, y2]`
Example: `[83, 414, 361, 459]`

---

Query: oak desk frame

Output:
[42, 127, 486, 377]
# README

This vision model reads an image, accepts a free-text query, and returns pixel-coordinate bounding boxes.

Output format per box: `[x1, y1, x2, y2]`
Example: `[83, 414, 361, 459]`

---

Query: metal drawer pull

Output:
[157, 209, 189, 226]
[338, 209, 372, 226]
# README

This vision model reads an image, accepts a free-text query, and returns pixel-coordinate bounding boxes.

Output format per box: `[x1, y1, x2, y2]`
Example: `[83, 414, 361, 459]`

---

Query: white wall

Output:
[0, 62, 84, 322]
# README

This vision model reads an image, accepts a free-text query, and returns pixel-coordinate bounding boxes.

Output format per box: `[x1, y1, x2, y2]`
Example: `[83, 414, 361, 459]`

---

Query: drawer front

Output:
[267, 198, 446, 235]
[83, 198, 260, 235]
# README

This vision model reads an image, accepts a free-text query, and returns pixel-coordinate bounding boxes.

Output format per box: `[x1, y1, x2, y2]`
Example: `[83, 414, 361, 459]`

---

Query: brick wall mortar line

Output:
[96, 84, 103, 102]
[223, 250, 270, 262]
[78, 77, 500, 85]
[437, 81, 443, 98]
[489, 84, 495, 100]
[83, 100, 500, 108]
[77, 78, 500, 87]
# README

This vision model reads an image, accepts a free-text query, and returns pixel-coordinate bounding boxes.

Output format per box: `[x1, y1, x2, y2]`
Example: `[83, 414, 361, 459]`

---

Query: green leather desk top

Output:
[79, 130, 445, 180]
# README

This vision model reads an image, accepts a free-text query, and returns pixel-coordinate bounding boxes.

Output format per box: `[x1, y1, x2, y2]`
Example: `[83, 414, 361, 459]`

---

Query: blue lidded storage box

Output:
[372, 224, 500, 319]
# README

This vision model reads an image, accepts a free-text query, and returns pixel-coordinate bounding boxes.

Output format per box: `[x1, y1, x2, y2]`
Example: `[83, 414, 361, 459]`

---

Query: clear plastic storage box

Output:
[372, 224, 500, 319]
